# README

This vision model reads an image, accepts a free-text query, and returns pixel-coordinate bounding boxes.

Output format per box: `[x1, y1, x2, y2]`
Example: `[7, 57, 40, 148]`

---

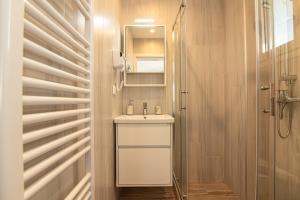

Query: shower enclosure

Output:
[172, 1, 188, 199]
[172, 0, 299, 199]
[257, 0, 300, 199]
[172, 0, 247, 199]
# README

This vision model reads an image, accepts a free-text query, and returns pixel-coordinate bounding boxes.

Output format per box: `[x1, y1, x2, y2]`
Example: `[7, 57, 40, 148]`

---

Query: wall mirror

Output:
[124, 25, 166, 87]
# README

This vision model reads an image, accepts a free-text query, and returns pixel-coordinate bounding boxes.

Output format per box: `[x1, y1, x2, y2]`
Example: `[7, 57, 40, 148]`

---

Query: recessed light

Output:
[150, 29, 155, 33]
[134, 18, 155, 24]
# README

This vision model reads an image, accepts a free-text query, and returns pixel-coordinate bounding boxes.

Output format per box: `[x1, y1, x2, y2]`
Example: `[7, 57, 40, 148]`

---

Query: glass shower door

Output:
[257, 0, 300, 199]
[173, 2, 188, 199]
[273, 0, 300, 199]
[257, 0, 276, 199]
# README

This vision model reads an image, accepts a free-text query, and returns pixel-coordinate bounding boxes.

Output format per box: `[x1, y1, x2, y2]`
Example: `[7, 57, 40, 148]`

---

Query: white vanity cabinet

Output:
[114, 115, 174, 187]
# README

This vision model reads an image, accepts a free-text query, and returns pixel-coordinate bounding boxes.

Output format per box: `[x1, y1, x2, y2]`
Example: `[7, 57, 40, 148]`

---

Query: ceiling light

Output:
[134, 18, 155, 24]
[150, 29, 155, 33]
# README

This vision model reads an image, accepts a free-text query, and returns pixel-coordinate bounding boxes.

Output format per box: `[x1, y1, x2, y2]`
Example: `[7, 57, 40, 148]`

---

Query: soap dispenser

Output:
[127, 100, 134, 115]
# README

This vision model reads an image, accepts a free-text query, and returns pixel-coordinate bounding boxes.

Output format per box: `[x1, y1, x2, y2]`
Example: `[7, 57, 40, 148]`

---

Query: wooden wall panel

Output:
[224, 0, 247, 197]
[186, 0, 226, 183]
[93, 0, 122, 199]
[244, 0, 258, 199]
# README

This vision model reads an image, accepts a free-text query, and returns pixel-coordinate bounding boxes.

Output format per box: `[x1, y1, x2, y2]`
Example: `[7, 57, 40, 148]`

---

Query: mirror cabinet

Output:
[123, 25, 166, 87]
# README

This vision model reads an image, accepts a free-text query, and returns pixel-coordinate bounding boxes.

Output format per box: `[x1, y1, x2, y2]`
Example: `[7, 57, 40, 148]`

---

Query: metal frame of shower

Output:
[0, 0, 94, 199]
[172, 0, 188, 199]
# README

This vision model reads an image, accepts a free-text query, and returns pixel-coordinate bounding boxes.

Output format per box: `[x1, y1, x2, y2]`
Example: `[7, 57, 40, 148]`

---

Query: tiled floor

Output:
[119, 183, 240, 200]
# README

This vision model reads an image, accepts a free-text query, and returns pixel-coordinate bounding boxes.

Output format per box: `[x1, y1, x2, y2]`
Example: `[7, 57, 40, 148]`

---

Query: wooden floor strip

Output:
[188, 183, 240, 200]
[119, 187, 178, 200]
[119, 183, 240, 200]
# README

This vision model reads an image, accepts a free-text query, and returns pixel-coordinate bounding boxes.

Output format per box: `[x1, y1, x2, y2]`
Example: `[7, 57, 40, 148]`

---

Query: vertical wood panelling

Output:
[244, 0, 259, 199]
[224, 0, 247, 197]
[93, 0, 122, 199]
[186, 0, 226, 183]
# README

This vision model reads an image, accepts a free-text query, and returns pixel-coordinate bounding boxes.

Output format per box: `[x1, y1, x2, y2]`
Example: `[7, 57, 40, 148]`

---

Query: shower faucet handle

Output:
[261, 83, 275, 116]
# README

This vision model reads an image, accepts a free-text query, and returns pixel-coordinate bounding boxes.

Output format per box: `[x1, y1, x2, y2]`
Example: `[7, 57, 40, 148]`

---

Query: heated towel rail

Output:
[20, 0, 93, 199]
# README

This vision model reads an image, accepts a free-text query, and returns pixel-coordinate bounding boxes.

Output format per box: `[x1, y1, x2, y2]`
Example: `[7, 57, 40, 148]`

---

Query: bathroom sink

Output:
[114, 114, 174, 124]
[115, 114, 174, 186]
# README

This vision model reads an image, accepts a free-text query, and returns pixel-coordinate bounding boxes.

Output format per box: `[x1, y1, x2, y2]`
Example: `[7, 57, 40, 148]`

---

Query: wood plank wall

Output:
[244, 0, 258, 199]
[224, 0, 247, 196]
[186, 0, 227, 184]
[186, 1, 258, 200]
[93, 0, 123, 199]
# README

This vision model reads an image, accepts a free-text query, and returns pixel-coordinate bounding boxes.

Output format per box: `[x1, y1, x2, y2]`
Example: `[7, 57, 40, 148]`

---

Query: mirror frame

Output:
[123, 25, 167, 87]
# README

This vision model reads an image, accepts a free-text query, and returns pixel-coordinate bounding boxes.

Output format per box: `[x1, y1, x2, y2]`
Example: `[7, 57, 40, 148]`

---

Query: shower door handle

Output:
[261, 83, 275, 116]
[263, 97, 275, 116]
[180, 90, 188, 110]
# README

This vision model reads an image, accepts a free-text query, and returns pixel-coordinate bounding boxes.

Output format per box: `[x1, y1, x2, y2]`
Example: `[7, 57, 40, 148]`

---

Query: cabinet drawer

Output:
[117, 148, 171, 186]
[117, 124, 171, 146]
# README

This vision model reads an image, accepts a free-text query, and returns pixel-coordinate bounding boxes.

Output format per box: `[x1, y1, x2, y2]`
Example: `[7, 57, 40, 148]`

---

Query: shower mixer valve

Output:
[278, 75, 300, 105]
[277, 75, 299, 138]
[278, 91, 300, 104]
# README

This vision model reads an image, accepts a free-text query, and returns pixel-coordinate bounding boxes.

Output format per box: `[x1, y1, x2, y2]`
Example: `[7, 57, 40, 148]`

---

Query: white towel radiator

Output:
[0, 0, 94, 199]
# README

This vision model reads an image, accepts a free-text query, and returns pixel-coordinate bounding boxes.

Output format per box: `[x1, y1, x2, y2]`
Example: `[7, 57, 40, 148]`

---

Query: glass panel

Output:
[125, 26, 165, 73]
[257, 0, 300, 199]
[173, 12, 183, 195]
[257, 0, 275, 199]
[124, 25, 166, 86]
[180, 6, 188, 196]
[273, 0, 294, 47]
[172, 4, 188, 199]
[273, 0, 300, 199]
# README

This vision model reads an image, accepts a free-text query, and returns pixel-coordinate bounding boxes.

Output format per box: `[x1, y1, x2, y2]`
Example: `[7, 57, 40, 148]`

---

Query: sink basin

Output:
[114, 114, 174, 124]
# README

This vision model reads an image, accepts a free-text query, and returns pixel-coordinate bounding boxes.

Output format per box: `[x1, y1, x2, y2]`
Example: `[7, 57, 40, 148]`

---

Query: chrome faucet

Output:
[277, 74, 300, 139]
[143, 102, 148, 115]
